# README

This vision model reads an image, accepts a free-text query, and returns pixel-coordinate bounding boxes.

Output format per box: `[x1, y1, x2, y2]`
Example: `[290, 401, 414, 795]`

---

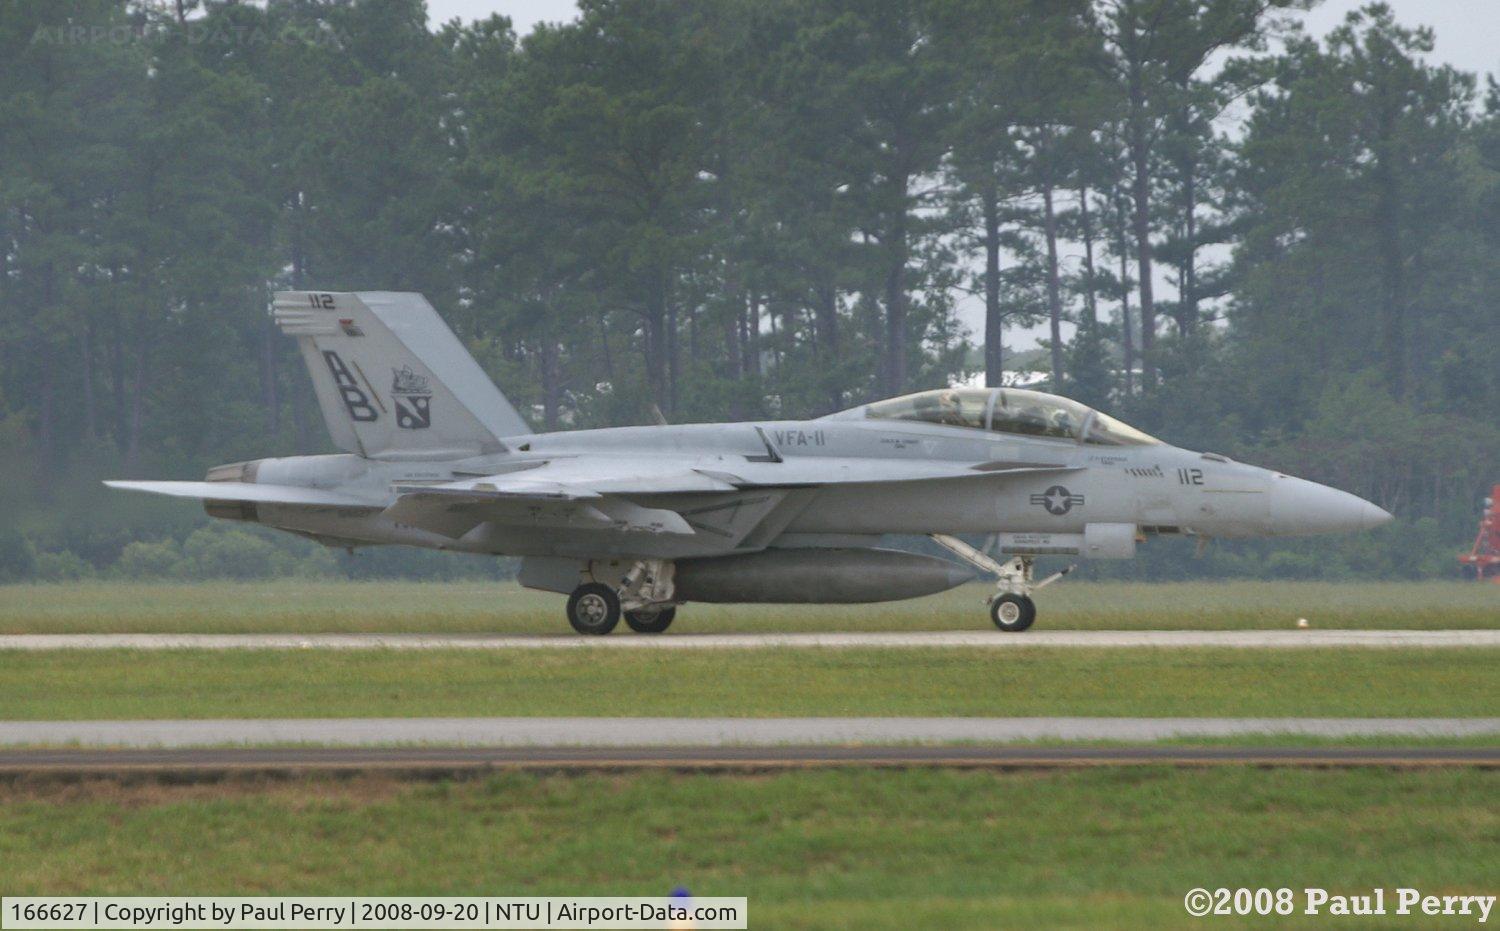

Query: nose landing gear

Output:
[990, 592, 1036, 632]
[930, 534, 1074, 632]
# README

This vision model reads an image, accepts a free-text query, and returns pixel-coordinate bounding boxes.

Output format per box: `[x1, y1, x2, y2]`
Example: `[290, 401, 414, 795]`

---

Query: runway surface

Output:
[2, 716, 1495, 748]
[1, 629, 1495, 650]
[0, 745, 1493, 773]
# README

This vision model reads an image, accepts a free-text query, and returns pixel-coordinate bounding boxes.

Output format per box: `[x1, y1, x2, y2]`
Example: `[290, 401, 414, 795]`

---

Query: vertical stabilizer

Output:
[272, 291, 530, 459]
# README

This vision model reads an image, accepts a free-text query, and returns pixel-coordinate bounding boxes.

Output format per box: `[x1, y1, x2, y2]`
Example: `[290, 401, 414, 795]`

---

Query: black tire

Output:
[990, 593, 1036, 632]
[566, 583, 621, 635]
[1461, 564, 1479, 581]
[624, 606, 677, 634]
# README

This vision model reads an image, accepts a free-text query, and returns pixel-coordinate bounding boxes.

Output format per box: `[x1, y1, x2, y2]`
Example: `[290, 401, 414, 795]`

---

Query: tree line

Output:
[1, 0, 1496, 580]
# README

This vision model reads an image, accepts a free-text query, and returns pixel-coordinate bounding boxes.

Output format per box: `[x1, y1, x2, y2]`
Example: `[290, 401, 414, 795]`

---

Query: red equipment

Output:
[1459, 484, 1500, 581]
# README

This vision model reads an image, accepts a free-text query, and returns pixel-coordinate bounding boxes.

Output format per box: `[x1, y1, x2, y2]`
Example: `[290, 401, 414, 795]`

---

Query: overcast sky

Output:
[427, 0, 1500, 78]
[423, 0, 1500, 354]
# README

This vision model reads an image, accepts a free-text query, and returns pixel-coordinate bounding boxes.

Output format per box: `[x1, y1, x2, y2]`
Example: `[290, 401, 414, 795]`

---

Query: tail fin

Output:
[272, 291, 530, 459]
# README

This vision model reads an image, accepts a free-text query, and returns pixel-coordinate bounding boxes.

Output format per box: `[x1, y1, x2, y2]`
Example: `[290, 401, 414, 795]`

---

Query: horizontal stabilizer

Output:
[104, 481, 378, 509]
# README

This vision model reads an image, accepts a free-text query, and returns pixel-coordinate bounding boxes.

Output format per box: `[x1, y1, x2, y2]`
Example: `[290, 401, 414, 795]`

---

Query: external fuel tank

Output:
[674, 547, 974, 604]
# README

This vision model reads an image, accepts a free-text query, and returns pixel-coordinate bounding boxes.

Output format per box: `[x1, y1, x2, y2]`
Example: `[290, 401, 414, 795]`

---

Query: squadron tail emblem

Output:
[391, 365, 432, 429]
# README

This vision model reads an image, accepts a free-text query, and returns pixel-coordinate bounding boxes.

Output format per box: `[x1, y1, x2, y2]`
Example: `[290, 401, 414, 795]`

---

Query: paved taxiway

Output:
[1, 630, 1495, 650]
[0, 745, 1493, 773]
[2, 717, 1495, 748]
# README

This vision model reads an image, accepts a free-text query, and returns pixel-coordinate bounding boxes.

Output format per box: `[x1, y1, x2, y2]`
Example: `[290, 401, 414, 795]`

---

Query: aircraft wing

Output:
[395, 457, 741, 500]
[379, 455, 1078, 544]
[703, 457, 1079, 487]
[104, 481, 380, 509]
[390, 454, 1071, 505]
[383, 457, 740, 539]
[383, 491, 697, 539]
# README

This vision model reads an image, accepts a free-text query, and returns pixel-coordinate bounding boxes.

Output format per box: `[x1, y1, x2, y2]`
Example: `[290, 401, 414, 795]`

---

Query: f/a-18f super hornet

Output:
[108, 291, 1393, 634]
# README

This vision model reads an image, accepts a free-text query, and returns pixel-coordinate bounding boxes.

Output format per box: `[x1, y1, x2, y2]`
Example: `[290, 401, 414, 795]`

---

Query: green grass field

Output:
[0, 580, 1495, 634]
[2, 580, 1493, 726]
[1, 768, 1493, 928]
[1, 583, 1492, 924]
[2, 648, 1494, 719]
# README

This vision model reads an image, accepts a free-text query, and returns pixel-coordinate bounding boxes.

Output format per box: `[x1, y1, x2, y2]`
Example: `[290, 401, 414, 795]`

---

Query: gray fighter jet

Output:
[109, 291, 1392, 634]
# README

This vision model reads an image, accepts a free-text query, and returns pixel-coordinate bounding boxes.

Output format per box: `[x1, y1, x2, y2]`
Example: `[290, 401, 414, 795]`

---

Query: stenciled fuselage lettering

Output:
[770, 428, 825, 447]
[1177, 467, 1205, 486]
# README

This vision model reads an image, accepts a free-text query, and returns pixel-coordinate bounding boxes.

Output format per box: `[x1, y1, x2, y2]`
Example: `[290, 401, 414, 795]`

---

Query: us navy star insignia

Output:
[1031, 485, 1085, 516]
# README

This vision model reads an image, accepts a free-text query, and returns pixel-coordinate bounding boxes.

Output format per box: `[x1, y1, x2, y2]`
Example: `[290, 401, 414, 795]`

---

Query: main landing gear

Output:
[624, 606, 677, 634]
[566, 582, 620, 635]
[930, 534, 1074, 633]
[565, 559, 679, 635]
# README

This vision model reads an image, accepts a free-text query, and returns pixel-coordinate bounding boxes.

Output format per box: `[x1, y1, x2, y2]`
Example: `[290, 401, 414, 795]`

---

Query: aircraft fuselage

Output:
[234, 415, 1386, 563]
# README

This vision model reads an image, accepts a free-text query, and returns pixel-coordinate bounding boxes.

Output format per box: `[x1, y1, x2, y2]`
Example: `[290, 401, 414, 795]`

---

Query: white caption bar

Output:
[2, 897, 748, 930]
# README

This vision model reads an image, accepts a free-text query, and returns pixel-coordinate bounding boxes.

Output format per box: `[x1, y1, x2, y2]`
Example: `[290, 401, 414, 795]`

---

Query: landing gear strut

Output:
[930, 534, 1074, 633]
[566, 559, 679, 635]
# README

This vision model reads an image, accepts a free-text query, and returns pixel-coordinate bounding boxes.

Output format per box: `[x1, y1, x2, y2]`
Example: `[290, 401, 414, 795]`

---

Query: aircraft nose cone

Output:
[1267, 476, 1391, 535]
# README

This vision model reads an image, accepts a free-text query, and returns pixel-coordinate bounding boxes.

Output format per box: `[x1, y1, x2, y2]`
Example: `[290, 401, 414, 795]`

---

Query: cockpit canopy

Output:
[860, 387, 1160, 446]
